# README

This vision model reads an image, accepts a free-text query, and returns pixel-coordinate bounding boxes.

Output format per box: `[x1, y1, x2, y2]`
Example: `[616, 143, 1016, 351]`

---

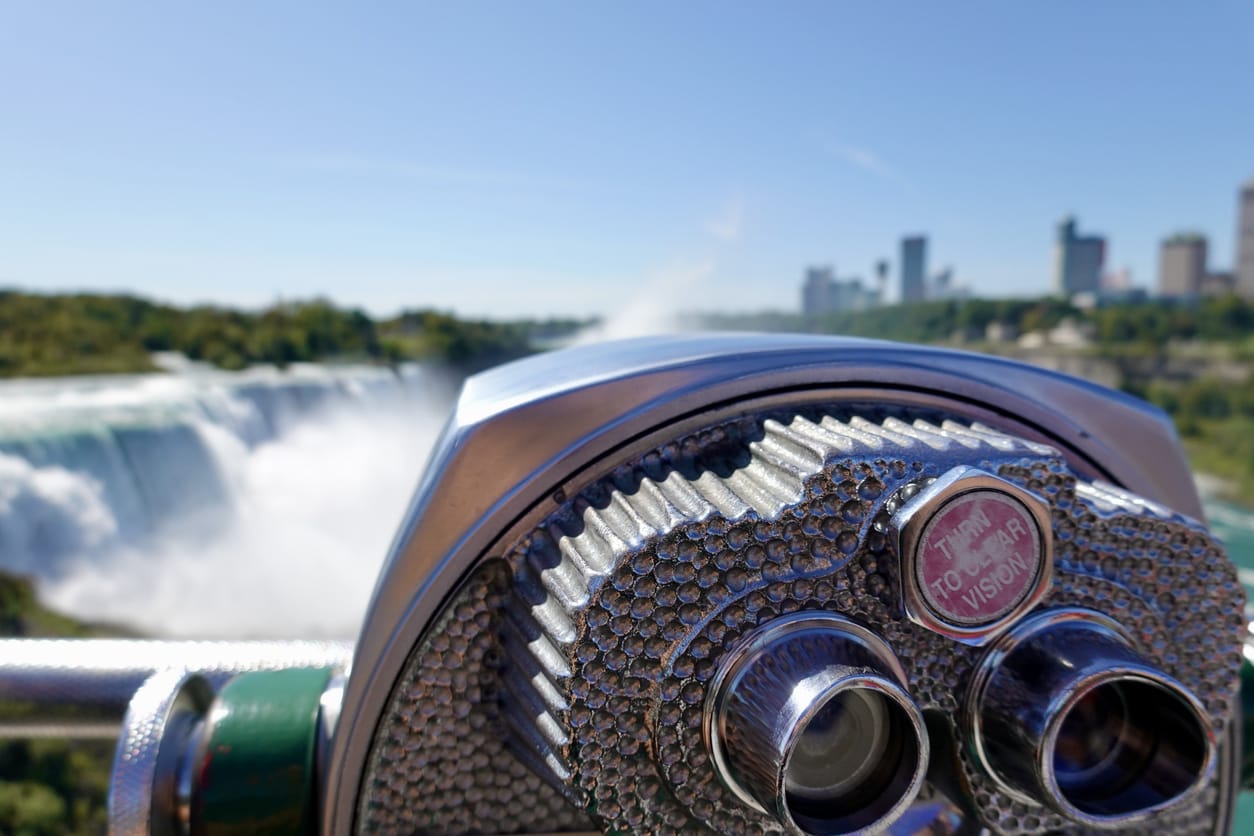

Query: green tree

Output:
[0, 781, 67, 836]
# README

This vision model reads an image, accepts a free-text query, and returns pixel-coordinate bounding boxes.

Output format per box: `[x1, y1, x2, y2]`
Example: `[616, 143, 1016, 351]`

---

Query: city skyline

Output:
[804, 177, 1254, 313]
[1, 3, 1253, 318]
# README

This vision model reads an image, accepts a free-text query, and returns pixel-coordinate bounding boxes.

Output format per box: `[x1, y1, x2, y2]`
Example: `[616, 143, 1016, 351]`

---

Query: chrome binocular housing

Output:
[323, 335, 1243, 835]
[10, 334, 1243, 835]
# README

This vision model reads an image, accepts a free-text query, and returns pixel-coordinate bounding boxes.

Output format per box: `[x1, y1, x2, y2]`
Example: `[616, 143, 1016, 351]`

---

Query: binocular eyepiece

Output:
[9, 335, 1243, 835]
[705, 612, 929, 835]
[968, 608, 1215, 826]
[699, 603, 1219, 835]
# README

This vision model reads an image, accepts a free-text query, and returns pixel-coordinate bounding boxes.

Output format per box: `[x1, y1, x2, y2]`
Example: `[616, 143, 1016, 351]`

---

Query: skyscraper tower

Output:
[801, 267, 835, 315]
[1158, 233, 1207, 298]
[1052, 216, 1105, 297]
[1237, 181, 1254, 299]
[900, 237, 927, 303]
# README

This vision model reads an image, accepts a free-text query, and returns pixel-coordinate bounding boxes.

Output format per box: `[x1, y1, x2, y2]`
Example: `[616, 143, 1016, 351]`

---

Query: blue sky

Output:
[1, 2, 1252, 318]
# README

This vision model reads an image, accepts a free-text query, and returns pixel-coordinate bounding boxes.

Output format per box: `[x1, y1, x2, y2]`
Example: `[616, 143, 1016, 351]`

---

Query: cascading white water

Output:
[0, 362, 451, 639]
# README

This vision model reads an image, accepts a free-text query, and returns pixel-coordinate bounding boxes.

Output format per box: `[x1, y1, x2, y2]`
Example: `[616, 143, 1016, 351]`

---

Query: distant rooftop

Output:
[1164, 232, 1206, 245]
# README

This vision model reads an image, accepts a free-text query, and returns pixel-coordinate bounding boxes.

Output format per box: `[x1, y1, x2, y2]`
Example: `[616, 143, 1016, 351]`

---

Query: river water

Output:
[1, 363, 1252, 638]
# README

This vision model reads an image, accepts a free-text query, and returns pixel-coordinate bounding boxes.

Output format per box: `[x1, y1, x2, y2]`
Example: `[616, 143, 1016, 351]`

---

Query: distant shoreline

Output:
[1195, 472, 1232, 500]
[0, 290, 590, 379]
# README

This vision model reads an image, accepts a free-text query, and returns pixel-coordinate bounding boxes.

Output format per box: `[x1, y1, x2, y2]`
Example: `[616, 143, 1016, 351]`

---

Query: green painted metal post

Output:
[1243, 659, 1254, 790]
[1235, 658, 1254, 831]
[193, 667, 333, 836]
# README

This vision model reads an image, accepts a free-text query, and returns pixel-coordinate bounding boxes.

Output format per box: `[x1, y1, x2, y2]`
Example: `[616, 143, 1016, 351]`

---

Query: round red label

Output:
[913, 490, 1043, 626]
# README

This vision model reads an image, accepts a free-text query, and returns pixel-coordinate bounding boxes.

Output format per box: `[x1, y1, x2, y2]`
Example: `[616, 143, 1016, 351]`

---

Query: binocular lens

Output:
[785, 687, 918, 833]
[1054, 684, 1135, 789]
[706, 613, 928, 836]
[970, 610, 1216, 825]
[1051, 679, 1208, 816]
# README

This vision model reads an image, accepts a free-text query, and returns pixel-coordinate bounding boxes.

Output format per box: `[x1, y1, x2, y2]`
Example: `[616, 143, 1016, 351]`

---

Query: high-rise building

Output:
[801, 267, 836, 314]
[1237, 181, 1254, 299]
[800, 266, 880, 315]
[1052, 216, 1105, 297]
[1201, 272, 1235, 297]
[1158, 233, 1207, 298]
[900, 236, 927, 303]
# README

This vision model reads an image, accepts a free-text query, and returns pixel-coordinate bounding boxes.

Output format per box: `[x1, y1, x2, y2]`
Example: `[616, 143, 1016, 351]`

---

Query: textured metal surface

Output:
[110, 669, 211, 836]
[0, 639, 353, 738]
[357, 405, 1244, 834]
[360, 561, 594, 834]
[330, 335, 1206, 836]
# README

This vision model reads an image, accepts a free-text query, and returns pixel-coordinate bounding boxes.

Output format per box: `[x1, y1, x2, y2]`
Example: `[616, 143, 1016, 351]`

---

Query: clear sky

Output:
[1, 2, 1252, 318]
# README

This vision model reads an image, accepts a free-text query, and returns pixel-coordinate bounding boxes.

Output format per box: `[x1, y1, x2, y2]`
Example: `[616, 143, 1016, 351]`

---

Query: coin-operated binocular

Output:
[1, 335, 1248, 835]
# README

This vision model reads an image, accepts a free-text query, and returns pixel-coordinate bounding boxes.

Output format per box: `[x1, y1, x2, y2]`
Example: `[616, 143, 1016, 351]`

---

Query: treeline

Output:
[380, 310, 551, 373]
[1133, 374, 1254, 503]
[0, 291, 591, 378]
[702, 297, 1076, 343]
[702, 294, 1254, 351]
[1136, 374, 1254, 431]
[0, 574, 125, 835]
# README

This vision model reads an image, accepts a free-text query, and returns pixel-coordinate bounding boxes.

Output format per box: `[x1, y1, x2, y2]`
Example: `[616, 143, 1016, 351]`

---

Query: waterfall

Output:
[0, 362, 451, 639]
[3, 361, 1253, 638]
